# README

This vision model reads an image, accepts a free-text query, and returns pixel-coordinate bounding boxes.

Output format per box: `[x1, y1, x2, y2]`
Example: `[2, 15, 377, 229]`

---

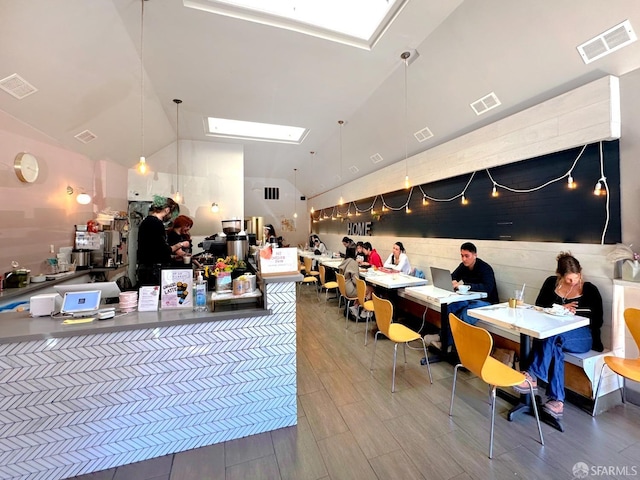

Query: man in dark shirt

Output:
[425, 242, 498, 350]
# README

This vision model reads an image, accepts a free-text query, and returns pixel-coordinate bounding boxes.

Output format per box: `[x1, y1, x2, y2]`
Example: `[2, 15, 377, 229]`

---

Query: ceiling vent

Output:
[74, 130, 97, 144]
[264, 187, 279, 200]
[577, 20, 637, 64]
[414, 126, 434, 142]
[348, 165, 359, 174]
[0, 74, 38, 99]
[370, 153, 383, 164]
[470, 92, 501, 116]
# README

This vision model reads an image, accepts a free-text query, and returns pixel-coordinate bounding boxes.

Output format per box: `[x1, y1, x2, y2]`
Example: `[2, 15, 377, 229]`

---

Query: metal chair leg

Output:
[449, 364, 461, 416]
[392, 343, 399, 392]
[592, 362, 608, 416]
[529, 379, 544, 447]
[489, 386, 497, 459]
[420, 337, 432, 383]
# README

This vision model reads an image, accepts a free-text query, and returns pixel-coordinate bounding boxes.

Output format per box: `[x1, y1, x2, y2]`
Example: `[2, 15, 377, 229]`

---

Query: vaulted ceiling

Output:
[1, 0, 639, 199]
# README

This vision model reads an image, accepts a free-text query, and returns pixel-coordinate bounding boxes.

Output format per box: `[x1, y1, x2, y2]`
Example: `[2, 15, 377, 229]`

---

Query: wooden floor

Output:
[71, 288, 640, 480]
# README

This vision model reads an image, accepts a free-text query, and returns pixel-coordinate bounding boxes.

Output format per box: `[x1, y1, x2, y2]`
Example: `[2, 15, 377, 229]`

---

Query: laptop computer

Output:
[60, 290, 102, 317]
[430, 267, 455, 293]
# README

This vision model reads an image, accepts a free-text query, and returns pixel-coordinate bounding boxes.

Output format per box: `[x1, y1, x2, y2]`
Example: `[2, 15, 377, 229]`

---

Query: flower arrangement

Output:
[606, 243, 640, 263]
[213, 256, 246, 276]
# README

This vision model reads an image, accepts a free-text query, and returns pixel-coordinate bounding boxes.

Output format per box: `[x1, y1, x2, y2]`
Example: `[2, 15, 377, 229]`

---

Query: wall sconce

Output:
[67, 186, 92, 205]
[210, 202, 219, 213]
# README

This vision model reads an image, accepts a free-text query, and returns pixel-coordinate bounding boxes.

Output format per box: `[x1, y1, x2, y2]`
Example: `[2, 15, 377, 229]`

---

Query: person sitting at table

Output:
[383, 241, 412, 274]
[355, 241, 366, 264]
[424, 242, 498, 349]
[361, 242, 383, 268]
[312, 235, 328, 255]
[338, 245, 359, 317]
[339, 236, 354, 257]
[513, 251, 603, 419]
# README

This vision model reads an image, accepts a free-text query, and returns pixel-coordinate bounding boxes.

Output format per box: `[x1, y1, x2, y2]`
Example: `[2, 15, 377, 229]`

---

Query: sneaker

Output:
[542, 400, 564, 418]
[360, 311, 370, 319]
[349, 305, 359, 317]
[423, 333, 440, 345]
[513, 371, 537, 394]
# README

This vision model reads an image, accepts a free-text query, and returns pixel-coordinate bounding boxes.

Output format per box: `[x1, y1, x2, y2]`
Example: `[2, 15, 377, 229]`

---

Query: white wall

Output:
[244, 176, 309, 247]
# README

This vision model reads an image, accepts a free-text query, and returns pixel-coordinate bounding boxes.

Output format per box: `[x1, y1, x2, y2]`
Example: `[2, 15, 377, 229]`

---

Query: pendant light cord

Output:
[140, 0, 145, 159]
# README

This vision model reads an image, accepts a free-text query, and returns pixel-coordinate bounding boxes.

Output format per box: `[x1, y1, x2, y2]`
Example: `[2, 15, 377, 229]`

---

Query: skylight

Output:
[184, 0, 407, 50]
[206, 117, 309, 144]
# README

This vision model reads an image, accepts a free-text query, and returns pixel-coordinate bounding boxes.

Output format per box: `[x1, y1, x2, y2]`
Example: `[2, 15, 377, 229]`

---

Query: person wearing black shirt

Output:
[136, 197, 186, 286]
[167, 215, 194, 266]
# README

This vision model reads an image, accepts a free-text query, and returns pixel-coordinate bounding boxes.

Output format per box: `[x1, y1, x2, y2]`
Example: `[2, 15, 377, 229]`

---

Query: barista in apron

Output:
[136, 196, 186, 286]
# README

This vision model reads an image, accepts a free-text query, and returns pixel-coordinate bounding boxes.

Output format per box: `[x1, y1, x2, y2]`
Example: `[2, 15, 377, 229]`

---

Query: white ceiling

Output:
[1, 0, 640, 199]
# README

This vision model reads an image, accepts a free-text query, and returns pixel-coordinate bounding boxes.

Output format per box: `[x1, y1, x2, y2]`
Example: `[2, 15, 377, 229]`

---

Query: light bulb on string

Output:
[567, 174, 576, 189]
[405, 205, 411, 214]
[593, 177, 606, 196]
[137, 156, 147, 174]
[461, 194, 468, 205]
[422, 196, 428, 206]
[492, 184, 498, 197]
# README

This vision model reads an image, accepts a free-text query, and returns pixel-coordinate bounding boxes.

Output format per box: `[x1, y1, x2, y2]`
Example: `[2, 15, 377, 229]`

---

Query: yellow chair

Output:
[356, 277, 375, 345]
[298, 257, 319, 299]
[592, 307, 640, 415]
[369, 294, 432, 392]
[303, 256, 320, 279]
[448, 313, 543, 458]
[318, 265, 339, 309]
[336, 273, 358, 325]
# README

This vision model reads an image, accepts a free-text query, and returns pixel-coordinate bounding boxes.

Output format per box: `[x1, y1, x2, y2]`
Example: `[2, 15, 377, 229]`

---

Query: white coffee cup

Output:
[457, 284, 470, 294]
[183, 255, 192, 265]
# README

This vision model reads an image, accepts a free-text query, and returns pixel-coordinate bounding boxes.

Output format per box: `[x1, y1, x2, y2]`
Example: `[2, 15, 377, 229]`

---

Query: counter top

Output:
[0, 270, 91, 302]
[0, 307, 269, 344]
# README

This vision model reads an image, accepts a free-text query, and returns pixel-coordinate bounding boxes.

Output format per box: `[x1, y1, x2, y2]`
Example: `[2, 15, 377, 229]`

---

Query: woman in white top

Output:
[383, 241, 411, 274]
[312, 236, 328, 255]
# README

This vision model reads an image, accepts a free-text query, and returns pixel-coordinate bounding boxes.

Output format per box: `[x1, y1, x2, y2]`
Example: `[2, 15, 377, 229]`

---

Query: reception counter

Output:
[0, 273, 301, 480]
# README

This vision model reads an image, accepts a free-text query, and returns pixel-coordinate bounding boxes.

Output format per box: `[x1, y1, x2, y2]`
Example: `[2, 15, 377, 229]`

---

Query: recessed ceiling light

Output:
[184, 0, 408, 50]
[206, 117, 308, 144]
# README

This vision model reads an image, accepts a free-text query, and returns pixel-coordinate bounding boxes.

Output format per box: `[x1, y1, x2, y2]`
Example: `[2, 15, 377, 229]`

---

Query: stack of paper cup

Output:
[119, 291, 138, 313]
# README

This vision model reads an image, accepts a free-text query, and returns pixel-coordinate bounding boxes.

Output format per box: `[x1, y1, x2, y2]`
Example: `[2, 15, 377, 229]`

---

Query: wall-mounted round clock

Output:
[14, 152, 39, 183]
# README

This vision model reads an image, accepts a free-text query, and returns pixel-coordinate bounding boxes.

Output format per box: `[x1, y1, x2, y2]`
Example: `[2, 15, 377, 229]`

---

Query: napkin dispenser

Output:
[30, 293, 61, 317]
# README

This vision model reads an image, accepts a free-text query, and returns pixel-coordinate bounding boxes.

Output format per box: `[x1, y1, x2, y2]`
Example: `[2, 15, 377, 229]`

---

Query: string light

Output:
[567, 173, 576, 189]
[311, 142, 608, 244]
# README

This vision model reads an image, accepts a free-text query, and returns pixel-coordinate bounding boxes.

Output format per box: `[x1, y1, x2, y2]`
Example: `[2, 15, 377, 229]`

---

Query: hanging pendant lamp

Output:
[173, 98, 182, 203]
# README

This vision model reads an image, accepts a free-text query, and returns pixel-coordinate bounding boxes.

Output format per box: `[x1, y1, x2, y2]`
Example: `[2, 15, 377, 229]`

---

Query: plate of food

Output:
[543, 304, 574, 317]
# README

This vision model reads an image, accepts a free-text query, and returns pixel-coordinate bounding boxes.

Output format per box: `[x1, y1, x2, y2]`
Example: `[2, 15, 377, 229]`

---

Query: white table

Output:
[400, 285, 488, 361]
[320, 258, 342, 270]
[467, 303, 589, 431]
[361, 270, 428, 289]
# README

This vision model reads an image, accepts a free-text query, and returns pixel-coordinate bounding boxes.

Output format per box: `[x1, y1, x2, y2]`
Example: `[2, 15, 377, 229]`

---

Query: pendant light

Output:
[338, 120, 344, 205]
[401, 51, 411, 189]
[135, 0, 149, 175]
[293, 168, 298, 219]
[173, 98, 182, 203]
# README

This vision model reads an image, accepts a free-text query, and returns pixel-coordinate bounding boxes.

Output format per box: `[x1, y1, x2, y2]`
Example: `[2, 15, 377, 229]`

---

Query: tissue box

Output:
[30, 293, 61, 317]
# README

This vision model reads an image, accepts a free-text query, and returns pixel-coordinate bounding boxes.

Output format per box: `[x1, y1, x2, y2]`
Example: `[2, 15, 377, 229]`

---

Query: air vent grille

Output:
[370, 153, 383, 164]
[348, 165, 359, 174]
[264, 187, 280, 200]
[0, 74, 38, 99]
[577, 20, 636, 64]
[414, 126, 434, 142]
[75, 130, 97, 144]
[470, 92, 501, 116]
